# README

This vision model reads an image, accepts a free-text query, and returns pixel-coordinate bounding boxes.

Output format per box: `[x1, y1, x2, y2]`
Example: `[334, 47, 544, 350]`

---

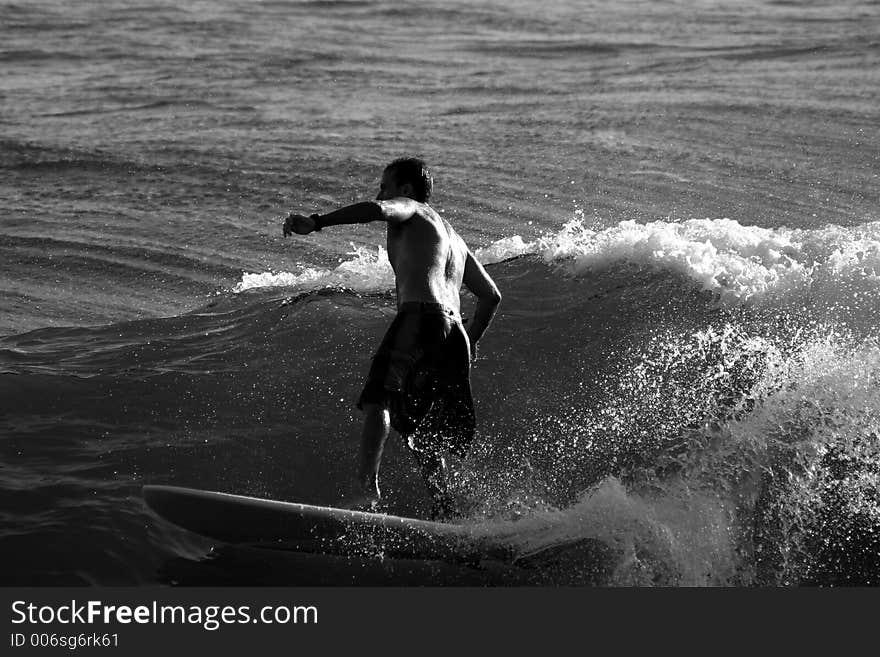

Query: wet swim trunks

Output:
[357, 301, 476, 458]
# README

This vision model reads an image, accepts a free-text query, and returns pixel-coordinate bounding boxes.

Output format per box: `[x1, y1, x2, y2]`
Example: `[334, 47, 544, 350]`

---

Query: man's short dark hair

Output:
[385, 157, 433, 203]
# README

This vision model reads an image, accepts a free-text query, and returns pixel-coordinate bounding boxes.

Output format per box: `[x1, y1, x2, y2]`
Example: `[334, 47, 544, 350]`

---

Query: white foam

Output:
[473, 235, 534, 264]
[463, 476, 737, 586]
[233, 244, 394, 293]
[538, 217, 880, 308]
[233, 217, 880, 311]
[232, 236, 538, 294]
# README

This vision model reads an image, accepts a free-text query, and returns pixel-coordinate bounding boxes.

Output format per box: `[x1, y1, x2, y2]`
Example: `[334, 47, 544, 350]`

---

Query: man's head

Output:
[377, 157, 433, 202]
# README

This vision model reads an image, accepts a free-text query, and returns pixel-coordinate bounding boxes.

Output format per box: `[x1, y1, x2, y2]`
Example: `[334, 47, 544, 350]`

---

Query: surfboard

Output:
[143, 485, 516, 563]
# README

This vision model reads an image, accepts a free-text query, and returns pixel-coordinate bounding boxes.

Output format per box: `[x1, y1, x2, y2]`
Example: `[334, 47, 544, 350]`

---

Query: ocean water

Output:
[1, 0, 879, 585]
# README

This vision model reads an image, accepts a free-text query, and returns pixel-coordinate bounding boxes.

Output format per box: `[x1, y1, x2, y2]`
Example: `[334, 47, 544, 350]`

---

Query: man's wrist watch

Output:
[309, 213, 323, 231]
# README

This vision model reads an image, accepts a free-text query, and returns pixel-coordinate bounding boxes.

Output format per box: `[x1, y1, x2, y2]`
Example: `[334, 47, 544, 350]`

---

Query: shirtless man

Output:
[283, 157, 501, 519]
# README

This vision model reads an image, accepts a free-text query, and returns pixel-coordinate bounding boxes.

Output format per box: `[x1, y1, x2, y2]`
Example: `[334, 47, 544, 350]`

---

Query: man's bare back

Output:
[386, 205, 466, 312]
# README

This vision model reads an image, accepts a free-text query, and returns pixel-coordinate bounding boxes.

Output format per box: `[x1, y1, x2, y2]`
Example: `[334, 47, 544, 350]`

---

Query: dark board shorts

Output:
[358, 301, 476, 458]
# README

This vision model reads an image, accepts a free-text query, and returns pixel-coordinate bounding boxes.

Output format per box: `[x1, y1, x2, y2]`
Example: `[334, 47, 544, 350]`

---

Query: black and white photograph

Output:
[2, 0, 879, 599]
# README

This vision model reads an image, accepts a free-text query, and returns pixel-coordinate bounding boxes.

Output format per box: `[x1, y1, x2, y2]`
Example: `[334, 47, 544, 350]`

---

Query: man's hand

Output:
[283, 213, 318, 236]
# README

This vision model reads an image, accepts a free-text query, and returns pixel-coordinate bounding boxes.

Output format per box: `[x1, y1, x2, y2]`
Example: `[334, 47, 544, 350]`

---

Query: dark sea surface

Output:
[1, 0, 879, 585]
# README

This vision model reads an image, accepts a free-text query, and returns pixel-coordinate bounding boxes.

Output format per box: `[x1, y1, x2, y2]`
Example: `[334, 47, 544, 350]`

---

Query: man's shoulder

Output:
[413, 202, 441, 221]
[397, 203, 466, 244]
[403, 203, 446, 231]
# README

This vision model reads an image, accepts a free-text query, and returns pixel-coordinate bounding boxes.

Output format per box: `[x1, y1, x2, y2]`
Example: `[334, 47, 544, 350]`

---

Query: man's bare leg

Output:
[411, 449, 455, 521]
[351, 402, 390, 508]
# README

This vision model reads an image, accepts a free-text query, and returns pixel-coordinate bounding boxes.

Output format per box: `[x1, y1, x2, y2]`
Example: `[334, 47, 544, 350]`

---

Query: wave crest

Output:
[234, 216, 880, 314]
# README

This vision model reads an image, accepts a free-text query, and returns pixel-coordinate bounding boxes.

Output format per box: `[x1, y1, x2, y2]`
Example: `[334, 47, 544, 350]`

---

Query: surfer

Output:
[283, 157, 501, 519]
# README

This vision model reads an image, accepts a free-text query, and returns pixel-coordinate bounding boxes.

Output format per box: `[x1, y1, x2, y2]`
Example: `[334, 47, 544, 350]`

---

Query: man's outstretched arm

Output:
[283, 199, 417, 236]
[462, 250, 502, 360]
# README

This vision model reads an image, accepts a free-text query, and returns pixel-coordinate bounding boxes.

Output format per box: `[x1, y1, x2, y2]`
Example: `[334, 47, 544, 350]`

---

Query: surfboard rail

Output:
[143, 485, 515, 562]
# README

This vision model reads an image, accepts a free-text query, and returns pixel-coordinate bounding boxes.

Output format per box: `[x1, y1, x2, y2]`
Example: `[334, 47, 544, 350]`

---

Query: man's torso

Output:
[386, 204, 467, 312]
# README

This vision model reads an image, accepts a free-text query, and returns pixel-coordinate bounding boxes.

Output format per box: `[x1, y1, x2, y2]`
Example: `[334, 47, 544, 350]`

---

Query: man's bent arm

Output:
[462, 250, 501, 352]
